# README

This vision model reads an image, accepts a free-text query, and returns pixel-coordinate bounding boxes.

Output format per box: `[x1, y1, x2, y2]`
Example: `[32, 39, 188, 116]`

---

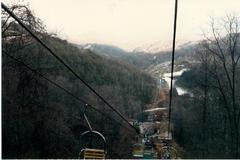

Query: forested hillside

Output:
[2, 4, 157, 158]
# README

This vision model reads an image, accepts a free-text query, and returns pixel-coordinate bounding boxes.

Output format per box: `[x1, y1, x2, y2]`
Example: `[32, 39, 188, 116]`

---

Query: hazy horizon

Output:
[3, 0, 240, 51]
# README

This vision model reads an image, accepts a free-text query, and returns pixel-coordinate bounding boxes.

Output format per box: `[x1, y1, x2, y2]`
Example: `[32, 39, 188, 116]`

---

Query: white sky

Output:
[2, 0, 240, 51]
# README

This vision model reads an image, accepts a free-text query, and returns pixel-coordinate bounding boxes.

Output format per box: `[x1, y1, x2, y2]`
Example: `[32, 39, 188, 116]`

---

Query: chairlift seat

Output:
[82, 148, 105, 159]
[79, 130, 107, 159]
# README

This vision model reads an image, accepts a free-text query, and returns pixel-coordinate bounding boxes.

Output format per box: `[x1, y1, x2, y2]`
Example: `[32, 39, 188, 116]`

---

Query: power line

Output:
[168, 0, 178, 139]
[1, 2, 139, 134]
[2, 51, 135, 133]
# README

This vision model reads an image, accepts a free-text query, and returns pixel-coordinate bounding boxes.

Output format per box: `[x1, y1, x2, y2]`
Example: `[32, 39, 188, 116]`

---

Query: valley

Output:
[77, 42, 195, 159]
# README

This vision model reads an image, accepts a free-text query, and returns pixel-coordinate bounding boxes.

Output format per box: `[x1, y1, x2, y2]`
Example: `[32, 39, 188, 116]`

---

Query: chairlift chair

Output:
[79, 130, 107, 159]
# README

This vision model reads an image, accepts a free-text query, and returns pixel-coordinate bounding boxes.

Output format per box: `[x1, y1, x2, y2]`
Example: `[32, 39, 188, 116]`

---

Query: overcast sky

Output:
[3, 0, 240, 51]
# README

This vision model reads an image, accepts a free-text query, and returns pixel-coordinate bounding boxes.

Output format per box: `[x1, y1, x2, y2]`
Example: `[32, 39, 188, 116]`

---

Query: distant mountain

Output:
[133, 41, 173, 53]
[76, 43, 129, 59]
[74, 40, 199, 70]
[133, 40, 198, 54]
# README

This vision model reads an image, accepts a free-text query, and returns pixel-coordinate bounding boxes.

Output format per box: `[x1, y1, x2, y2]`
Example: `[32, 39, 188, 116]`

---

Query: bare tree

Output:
[2, 4, 49, 158]
[198, 14, 240, 158]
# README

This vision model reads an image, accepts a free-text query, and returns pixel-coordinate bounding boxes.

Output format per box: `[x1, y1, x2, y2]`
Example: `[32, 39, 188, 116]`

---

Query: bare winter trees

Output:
[172, 14, 240, 158]
[197, 14, 240, 158]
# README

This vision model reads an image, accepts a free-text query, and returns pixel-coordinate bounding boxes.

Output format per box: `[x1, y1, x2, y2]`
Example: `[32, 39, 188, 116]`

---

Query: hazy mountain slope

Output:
[75, 41, 198, 70]
[133, 40, 198, 54]
[76, 43, 129, 59]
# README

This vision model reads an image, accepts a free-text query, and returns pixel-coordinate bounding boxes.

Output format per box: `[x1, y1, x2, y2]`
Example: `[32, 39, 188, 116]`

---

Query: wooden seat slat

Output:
[83, 148, 105, 159]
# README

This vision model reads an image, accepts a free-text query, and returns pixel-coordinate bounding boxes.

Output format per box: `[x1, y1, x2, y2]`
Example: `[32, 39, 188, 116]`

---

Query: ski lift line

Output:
[83, 104, 93, 131]
[1, 2, 139, 134]
[168, 0, 178, 139]
[2, 51, 134, 133]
